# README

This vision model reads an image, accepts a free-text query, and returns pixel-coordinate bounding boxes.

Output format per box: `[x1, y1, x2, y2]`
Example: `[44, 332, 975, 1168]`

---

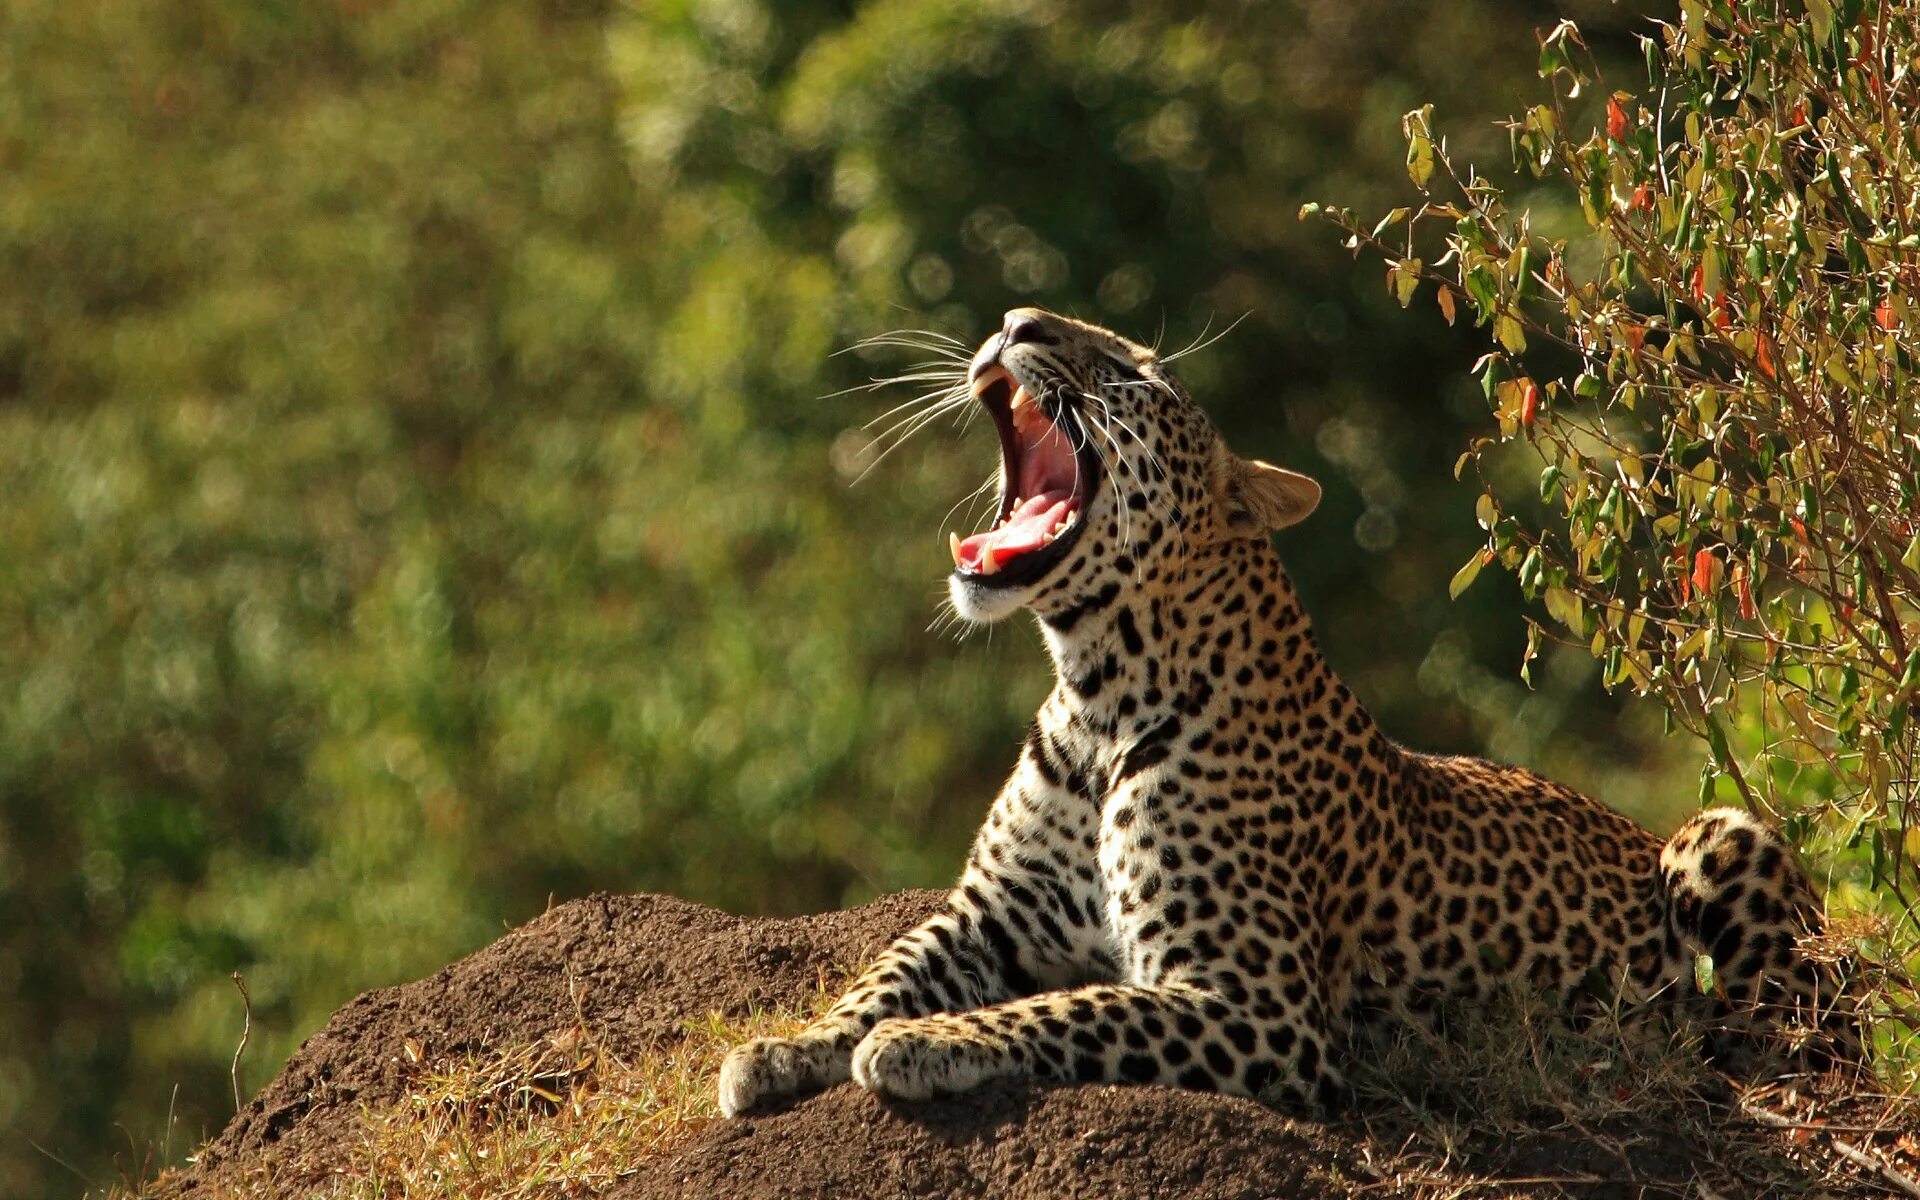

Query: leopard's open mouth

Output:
[950, 364, 1101, 589]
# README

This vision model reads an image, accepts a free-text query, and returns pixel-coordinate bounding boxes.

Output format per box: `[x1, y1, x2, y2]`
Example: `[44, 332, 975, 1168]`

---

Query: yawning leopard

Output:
[718, 307, 1858, 1117]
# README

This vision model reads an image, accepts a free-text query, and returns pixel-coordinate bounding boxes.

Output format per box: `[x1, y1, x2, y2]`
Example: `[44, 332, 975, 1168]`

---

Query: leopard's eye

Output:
[1106, 355, 1145, 380]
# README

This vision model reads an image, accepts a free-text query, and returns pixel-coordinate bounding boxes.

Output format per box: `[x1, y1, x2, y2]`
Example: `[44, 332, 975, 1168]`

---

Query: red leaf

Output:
[1734, 563, 1756, 621]
[1690, 264, 1707, 303]
[1521, 380, 1541, 427]
[1877, 299, 1897, 330]
[1755, 332, 1776, 378]
[1630, 183, 1655, 212]
[1692, 548, 1717, 598]
[1607, 96, 1630, 141]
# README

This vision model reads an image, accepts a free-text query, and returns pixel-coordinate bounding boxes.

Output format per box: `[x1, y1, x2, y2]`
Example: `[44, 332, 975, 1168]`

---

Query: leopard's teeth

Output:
[979, 548, 1001, 575]
[1010, 386, 1049, 434]
[949, 531, 962, 566]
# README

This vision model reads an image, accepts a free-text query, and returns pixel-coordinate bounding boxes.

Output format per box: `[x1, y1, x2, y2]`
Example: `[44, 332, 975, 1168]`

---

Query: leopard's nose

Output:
[1002, 309, 1056, 347]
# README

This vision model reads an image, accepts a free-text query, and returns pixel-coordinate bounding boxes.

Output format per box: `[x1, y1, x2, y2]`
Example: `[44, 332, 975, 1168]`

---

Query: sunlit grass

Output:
[326, 989, 833, 1200]
[106, 980, 836, 1200]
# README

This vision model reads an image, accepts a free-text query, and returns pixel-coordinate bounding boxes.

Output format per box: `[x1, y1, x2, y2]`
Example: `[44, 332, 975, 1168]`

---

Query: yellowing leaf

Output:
[1449, 548, 1490, 599]
[1808, 0, 1833, 41]
[1675, 627, 1708, 660]
[1475, 493, 1498, 529]
[1544, 586, 1583, 630]
[1393, 258, 1422, 307]
[1824, 348, 1858, 389]
[1495, 311, 1528, 352]
[1406, 130, 1435, 189]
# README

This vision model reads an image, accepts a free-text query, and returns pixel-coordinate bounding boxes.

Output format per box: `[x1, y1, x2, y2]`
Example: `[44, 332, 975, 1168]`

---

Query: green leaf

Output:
[1519, 545, 1544, 590]
[1464, 264, 1499, 318]
[1899, 648, 1920, 692]
[1513, 246, 1536, 300]
[1703, 715, 1731, 766]
[1538, 23, 1574, 78]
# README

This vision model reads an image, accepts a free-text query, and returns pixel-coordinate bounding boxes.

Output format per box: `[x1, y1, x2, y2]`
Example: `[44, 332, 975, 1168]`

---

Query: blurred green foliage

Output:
[3, 0, 1694, 1193]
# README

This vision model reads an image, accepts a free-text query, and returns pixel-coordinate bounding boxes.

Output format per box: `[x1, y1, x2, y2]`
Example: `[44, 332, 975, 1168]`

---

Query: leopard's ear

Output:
[1210, 443, 1321, 538]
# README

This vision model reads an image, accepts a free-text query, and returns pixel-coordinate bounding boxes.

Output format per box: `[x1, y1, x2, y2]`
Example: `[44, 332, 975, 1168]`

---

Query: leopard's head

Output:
[949, 307, 1321, 625]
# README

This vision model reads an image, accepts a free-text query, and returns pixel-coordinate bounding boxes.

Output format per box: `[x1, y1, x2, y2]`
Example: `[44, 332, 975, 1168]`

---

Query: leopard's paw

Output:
[851, 1017, 997, 1101]
[717, 1033, 847, 1117]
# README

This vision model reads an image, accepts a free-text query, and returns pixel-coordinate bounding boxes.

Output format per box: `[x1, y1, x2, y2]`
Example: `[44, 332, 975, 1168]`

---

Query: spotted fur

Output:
[718, 308, 1858, 1118]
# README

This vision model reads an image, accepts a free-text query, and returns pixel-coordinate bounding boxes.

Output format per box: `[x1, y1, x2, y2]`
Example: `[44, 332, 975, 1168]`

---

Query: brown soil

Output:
[157, 891, 1897, 1199]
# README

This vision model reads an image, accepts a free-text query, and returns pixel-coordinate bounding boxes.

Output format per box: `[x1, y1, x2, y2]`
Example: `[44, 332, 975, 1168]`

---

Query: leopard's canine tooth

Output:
[970, 363, 1011, 399]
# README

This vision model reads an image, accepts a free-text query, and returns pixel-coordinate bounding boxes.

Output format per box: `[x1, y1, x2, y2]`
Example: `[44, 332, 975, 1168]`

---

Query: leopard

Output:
[718, 306, 1860, 1118]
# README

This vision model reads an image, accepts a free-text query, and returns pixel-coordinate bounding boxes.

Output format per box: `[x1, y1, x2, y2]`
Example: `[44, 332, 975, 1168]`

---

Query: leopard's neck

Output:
[1034, 538, 1382, 767]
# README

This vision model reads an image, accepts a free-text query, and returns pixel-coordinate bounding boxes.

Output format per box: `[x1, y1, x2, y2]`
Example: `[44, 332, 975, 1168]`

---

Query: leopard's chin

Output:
[946, 363, 1101, 618]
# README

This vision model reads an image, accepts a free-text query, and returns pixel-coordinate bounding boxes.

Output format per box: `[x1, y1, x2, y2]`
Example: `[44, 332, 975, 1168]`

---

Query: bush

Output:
[1318, 0, 1920, 1073]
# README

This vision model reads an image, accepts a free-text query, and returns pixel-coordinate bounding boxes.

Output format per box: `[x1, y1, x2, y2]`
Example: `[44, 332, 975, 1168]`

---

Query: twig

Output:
[1743, 1102, 1920, 1198]
[231, 971, 253, 1111]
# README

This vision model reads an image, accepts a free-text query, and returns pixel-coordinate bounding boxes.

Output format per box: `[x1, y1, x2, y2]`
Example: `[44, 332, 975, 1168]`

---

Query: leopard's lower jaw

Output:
[948, 572, 1027, 623]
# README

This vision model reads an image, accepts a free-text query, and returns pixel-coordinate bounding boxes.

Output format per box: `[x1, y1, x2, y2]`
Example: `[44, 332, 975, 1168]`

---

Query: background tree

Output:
[4, 0, 1666, 1193]
[1321, 0, 1917, 1070]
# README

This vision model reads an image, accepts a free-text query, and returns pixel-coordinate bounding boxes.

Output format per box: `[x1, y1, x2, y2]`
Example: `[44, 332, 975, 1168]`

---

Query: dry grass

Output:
[104, 979, 836, 1200]
[317, 984, 837, 1200]
[1340, 979, 1920, 1198]
[105, 954, 1920, 1200]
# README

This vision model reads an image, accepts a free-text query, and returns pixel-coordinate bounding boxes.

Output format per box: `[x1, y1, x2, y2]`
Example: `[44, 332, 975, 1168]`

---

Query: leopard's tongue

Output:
[955, 491, 1075, 573]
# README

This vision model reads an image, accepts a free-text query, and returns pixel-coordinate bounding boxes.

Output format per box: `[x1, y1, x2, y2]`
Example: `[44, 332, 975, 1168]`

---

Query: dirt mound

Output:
[167, 890, 943, 1195]
[622, 1080, 1346, 1200]
[159, 891, 1892, 1199]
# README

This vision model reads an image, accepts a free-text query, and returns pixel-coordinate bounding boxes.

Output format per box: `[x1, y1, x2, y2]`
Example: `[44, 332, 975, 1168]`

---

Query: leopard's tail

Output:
[1658, 807, 1865, 1071]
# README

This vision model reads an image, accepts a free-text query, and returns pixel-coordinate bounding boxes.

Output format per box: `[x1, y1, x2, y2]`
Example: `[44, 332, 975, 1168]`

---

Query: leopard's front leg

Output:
[718, 898, 1016, 1116]
[719, 749, 1104, 1116]
[847, 773, 1345, 1114]
[849, 977, 1344, 1114]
